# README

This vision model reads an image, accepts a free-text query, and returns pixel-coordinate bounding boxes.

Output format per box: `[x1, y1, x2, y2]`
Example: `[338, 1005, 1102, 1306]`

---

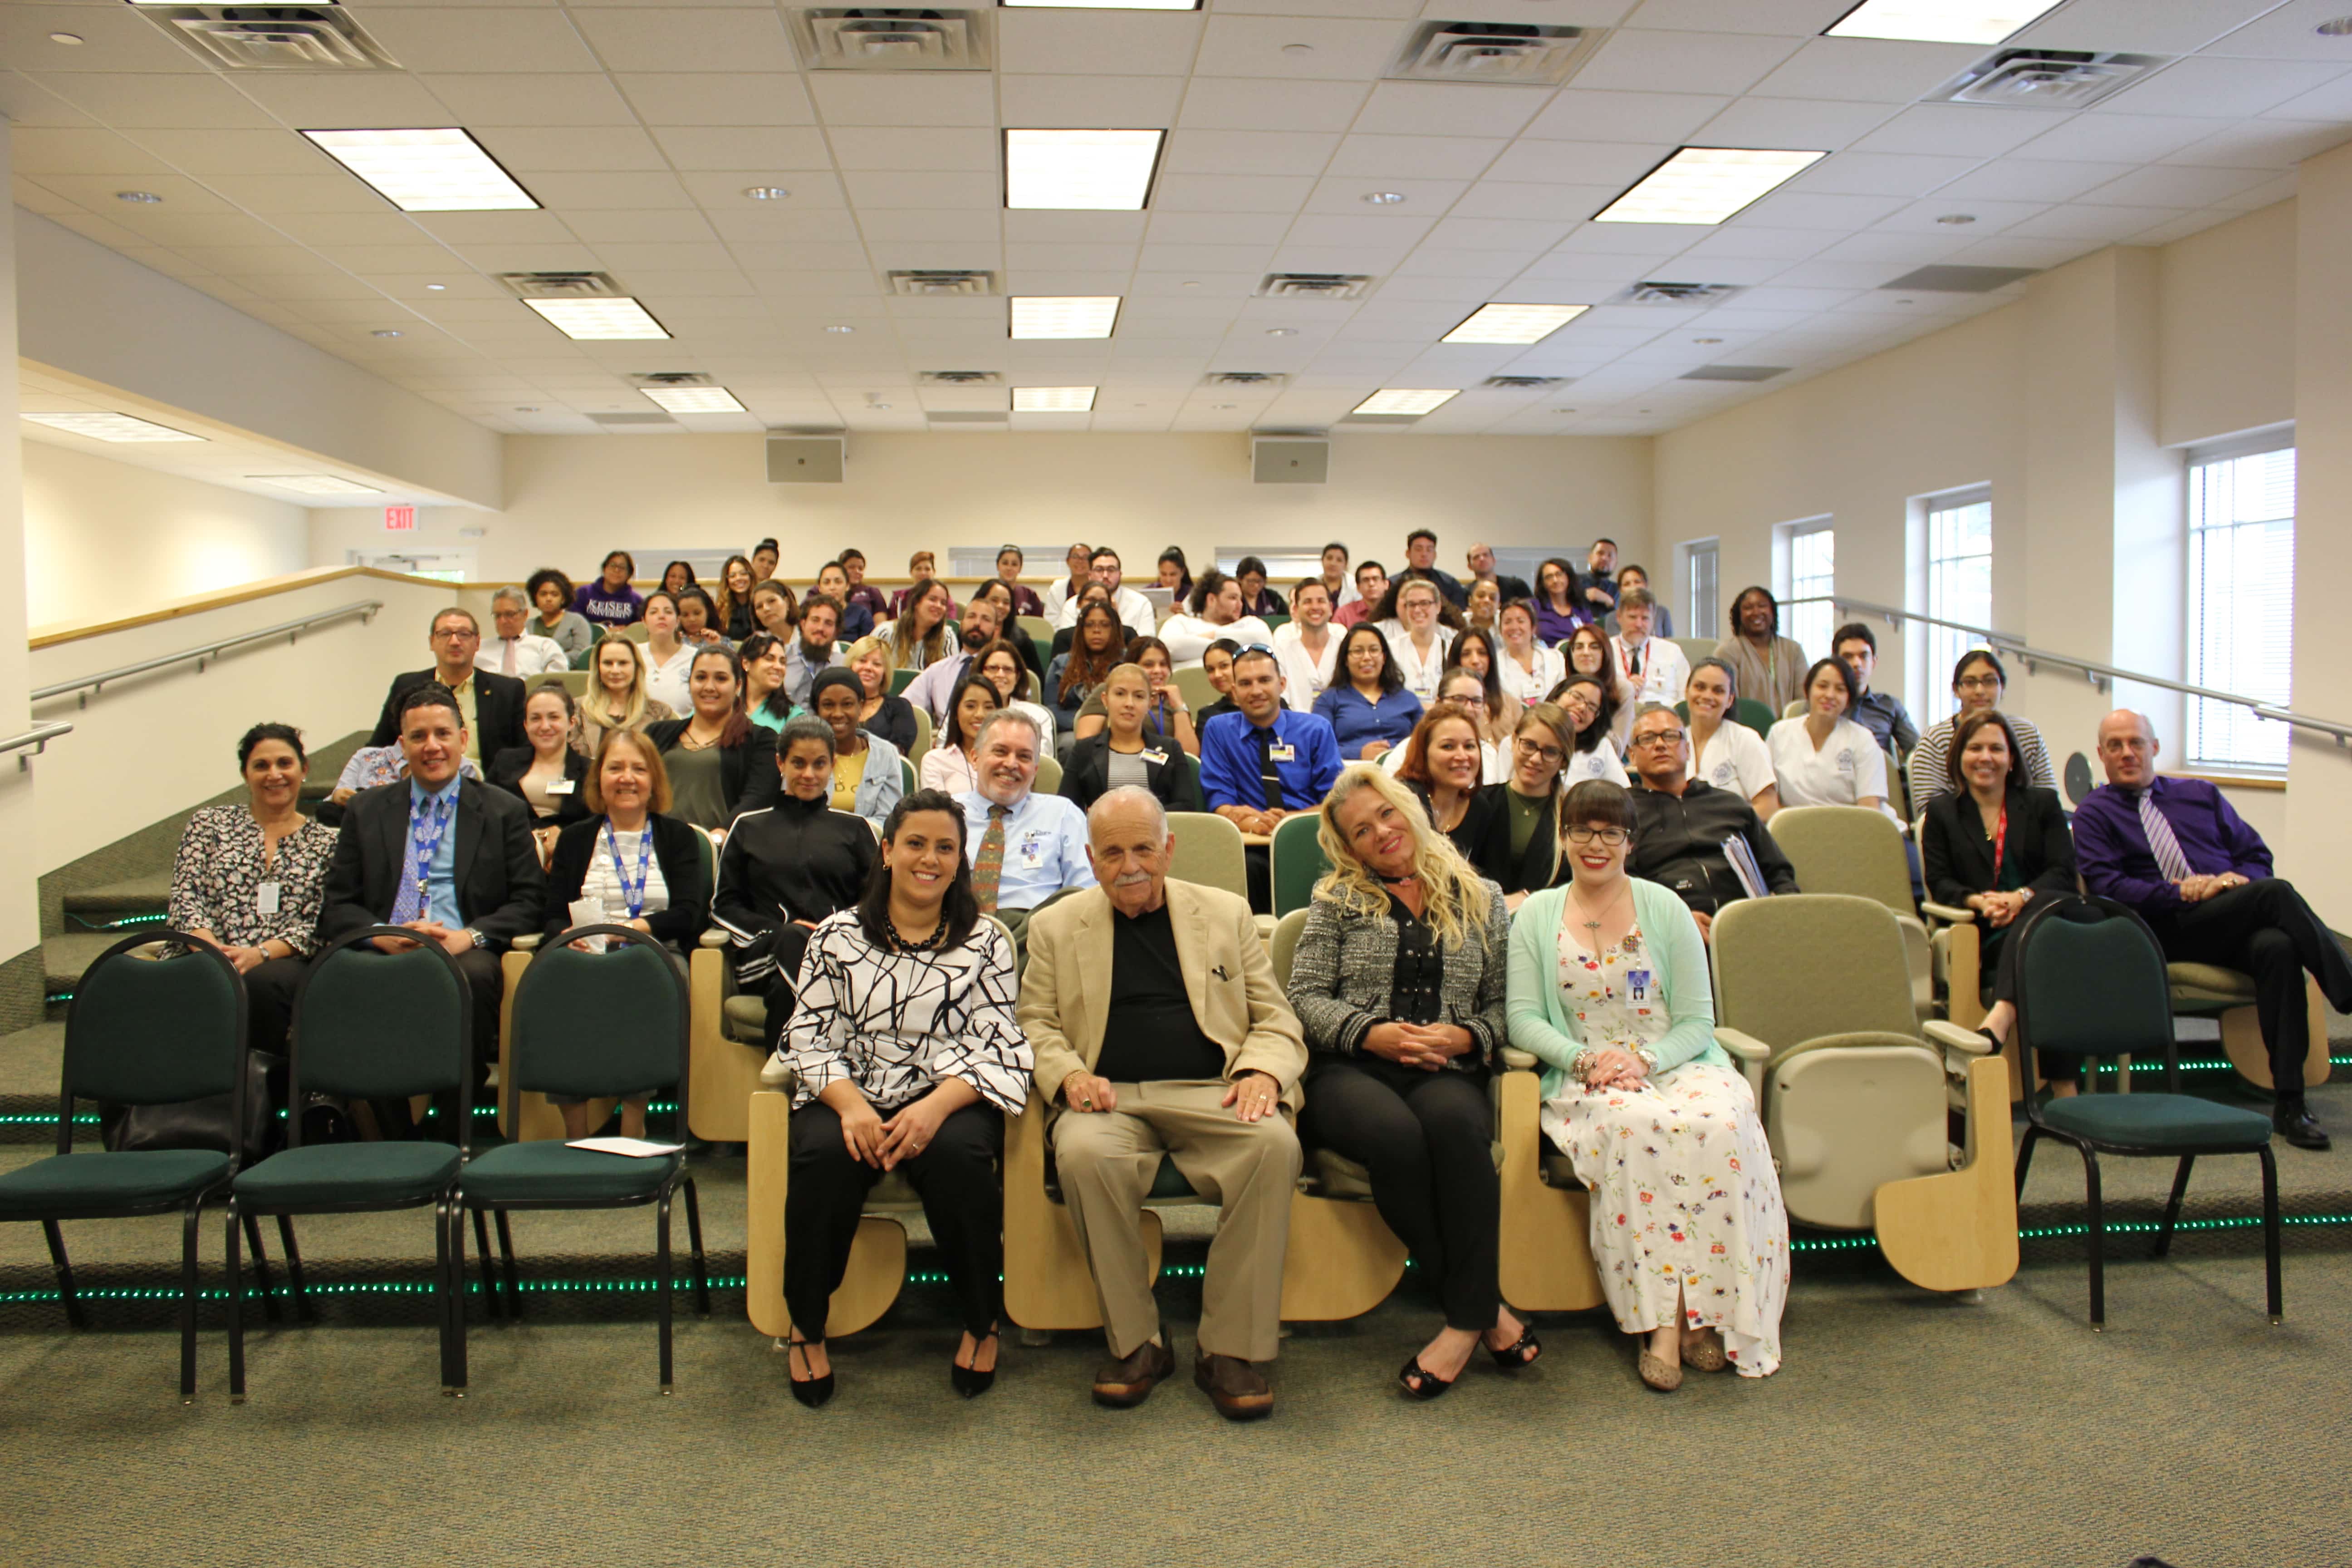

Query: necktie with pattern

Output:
[972, 804, 1009, 913]
[2134, 787, 2194, 883]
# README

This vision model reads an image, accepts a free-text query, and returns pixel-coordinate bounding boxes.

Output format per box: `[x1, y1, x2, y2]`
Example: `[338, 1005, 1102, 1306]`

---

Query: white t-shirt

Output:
[642, 643, 695, 715]
[1565, 736, 1630, 788]
[1055, 585, 1156, 639]
[1766, 716, 1889, 809]
[1497, 643, 1565, 709]
[1377, 619, 1455, 702]
[1158, 613, 1273, 666]
[1273, 621, 1341, 713]
[1693, 720, 1775, 803]
[1611, 634, 1689, 708]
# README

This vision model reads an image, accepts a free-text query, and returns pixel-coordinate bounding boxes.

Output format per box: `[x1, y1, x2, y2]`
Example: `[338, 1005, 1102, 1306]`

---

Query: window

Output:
[2187, 442, 2295, 771]
[1685, 539, 1718, 642]
[948, 544, 1062, 577]
[1778, 519, 1834, 659]
[1924, 489, 1992, 721]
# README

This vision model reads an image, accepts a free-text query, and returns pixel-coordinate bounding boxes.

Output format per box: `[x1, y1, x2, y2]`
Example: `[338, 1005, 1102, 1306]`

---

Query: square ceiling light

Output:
[1010, 296, 1121, 339]
[300, 128, 538, 212]
[22, 411, 205, 443]
[1352, 388, 1458, 416]
[642, 386, 747, 414]
[247, 475, 384, 495]
[1595, 147, 1827, 225]
[1441, 303, 1588, 345]
[1005, 128, 1165, 211]
[524, 297, 671, 340]
[1013, 386, 1097, 412]
[1825, 1, 2065, 45]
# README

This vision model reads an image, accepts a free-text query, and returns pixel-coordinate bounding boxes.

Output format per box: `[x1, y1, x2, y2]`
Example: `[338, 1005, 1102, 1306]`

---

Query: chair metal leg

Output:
[2153, 1156, 2195, 1259]
[657, 1190, 676, 1394]
[225, 1200, 246, 1403]
[494, 1210, 522, 1318]
[275, 1214, 312, 1322]
[240, 1210, 281, 1324]
[181, 1199, 205, 1403]
[448, 1198, 470, 1392]
[683, 1177, 710, 1317]
[432, 1197, 454, 1393]
[2078, 1145, 2106, 1331]
[2013, 1125, 2040, 1196]
[40, 1220, 86, 1329]
[2258, 1146, 2283, 1324]
[470, 1206, 500, 1322]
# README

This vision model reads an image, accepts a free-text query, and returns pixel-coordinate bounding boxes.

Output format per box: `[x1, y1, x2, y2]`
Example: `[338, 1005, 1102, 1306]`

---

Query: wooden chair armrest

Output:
[1920, 902, 1977, 925]
[1499, 1048, 1540, 1071]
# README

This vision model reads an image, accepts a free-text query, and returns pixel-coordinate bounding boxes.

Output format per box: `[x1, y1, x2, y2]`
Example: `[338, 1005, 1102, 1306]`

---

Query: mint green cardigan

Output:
[1505, 878, 1724, 1102]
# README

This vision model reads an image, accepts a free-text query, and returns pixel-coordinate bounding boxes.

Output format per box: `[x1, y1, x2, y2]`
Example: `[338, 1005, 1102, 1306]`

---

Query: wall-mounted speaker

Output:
[1252, 436, 1328, 485]
[767, 435, 844, 483]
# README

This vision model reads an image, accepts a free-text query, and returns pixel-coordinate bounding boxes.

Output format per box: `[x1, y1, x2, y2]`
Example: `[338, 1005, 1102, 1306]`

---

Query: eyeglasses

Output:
[1447, 693, 1488, 709]
[1955, 676, 2003, 692]
[1564, 826, 1629, 847]
[1629, 730, 1686, 748]
[1512, 736, 1564, 764]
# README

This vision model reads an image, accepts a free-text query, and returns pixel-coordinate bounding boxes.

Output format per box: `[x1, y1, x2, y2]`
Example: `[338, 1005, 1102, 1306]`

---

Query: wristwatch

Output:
[466, 928, 490, 950]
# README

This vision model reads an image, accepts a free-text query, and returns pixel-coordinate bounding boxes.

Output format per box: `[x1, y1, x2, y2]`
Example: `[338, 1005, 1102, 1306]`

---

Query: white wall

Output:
[309, 431, 1652, 586]
[24, 441, 309, 628]
[0, 128, 38, 973]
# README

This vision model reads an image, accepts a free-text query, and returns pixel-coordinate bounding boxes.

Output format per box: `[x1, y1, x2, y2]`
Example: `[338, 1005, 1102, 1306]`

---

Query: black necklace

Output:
[885, 904, 951, 953]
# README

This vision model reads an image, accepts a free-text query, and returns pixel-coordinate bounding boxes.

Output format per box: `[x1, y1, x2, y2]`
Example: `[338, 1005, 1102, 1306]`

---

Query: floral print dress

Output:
[1541, 920, 1789, 1377]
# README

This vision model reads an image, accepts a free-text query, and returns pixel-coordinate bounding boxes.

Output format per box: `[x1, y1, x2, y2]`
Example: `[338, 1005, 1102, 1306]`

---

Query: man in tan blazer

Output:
[1018, 788, 1308, 1421]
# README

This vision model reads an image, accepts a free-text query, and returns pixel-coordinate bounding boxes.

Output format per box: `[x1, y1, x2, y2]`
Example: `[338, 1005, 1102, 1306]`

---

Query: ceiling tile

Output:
[271, 212, 439, 247]
[997, 10, 1206, 74]
[1192, 17, 1407, 80]
[1792, 151, 1981, 196]
[11, 127, 174, 178]
[614, 73, 815, 126]
[1165, 130, 1342, 177]
[415, 74, 640, 127]
[2074, 163, 2286, 207]
[1746, 37, 1985, 105]
[2014, 0, 2286, 56]
[827, 127, 999, 172]
[708, 208, 864, 243]
[1006, 211, 1151, 244]
[999, 74, 1186, 127]
[1870, 197, 2050, 233]
[1623, 0, 1853, 34]
[1175, 77, 1372, 132]
[1157, 172, 1319, 213]
[524, 171, 695, 208]
[1731, 190, 1911, 230]
[1481, 139, 1674, 184]
[2002, 204, 2193, 241]
[1350, 82, 1549, 139]
[25, 171, 236, 214]
[124, 128, 343, 177]
[222, 74, 461, 131]
[475, 126, 671, 174]
[806, 73, 998, 128]
[1421, 215, 1576, 250]
[2162, 119, 2350, 169]
[24, 72, 280, 130]
[1571, 28, 1807, 96]
[1326, 134, 1507, 180]
[1520, 89, 1732, 144]
[569, 7, 796, 72]
[1148, 210, 1296, 245]
[2006, 113, 2225, 163]
[353, 8, 605, 73]
[1693, 97, 1893, 150]
[1282, 212, 1438, 246]
[564, 209, 720, 243]
[840, 172, 1004, 210]
[2210, 0, 2352, 60]
[407, 210, 581, 245]
[0, 5, 217, 74]
[1446, 181, 1620, 220]
[1851, 105, 2069, 158]
[1928, 157, 2134, 201]
[2259, 72, 2352, 122]
[2096, 56, 2349, 120]
[678, 170, 848, 210]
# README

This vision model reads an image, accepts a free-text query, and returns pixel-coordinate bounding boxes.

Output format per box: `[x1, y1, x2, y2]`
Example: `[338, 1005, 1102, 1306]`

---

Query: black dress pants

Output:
[2151, 878, 2352, 1098]
[243, 955, 308, 1058]
[785, 1098, 1004, 1340]
[1300, 1055, 1498, 1333]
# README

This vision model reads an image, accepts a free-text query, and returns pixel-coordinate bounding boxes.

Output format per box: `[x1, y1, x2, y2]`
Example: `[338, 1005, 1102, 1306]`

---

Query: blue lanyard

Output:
[407, 795, 454, 902]
[604, 822, 655, 918]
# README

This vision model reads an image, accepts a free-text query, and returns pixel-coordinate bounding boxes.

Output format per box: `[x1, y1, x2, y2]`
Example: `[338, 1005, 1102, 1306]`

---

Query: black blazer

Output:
[642, 718, 780, 823]
[368, 667, 528, 755]
[318, 777, 546, 950]
[1465, 784, 1561, 896]
[1922, 784, 2076, 909]
[487, 745, 591, 827]
[1059, 733, 1202, 814]
[542, 813, 710, 947]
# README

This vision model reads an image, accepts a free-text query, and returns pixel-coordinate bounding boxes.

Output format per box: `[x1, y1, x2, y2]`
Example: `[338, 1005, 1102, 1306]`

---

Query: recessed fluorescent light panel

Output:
[1013, 386, 1097, 412]
[1441, 303, 1588, 345]
[1594, 147, 1827, 225]
[524, 297, 671, 341]
[1010, 296, 1121, 339]
[247, 475, 384, 495]
[1002, 0, 1197, 8]
[300, 128, 537, 213]
[1825, 0, 2065, 45]
[1352, 388, 1459, 416]
[22, 411, 205, 443]
[642, 386, 747, 414]
[1005, 129, 1164, 211]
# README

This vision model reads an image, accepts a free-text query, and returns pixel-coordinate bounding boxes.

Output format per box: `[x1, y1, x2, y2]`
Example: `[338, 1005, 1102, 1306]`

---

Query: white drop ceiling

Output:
[5, 0, 2346, 440]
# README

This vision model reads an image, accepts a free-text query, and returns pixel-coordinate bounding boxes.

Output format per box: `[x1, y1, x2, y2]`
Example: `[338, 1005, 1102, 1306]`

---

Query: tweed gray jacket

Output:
[1284, 877, 1513, 1072]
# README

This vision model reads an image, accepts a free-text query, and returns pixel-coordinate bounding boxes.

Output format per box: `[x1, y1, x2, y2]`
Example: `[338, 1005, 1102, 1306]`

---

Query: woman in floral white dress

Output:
[1506, 779, 1788, 1390]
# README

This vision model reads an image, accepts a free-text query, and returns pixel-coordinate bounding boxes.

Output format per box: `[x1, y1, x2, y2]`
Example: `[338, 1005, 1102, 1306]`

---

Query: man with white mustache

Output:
[956, 707, 1094, 953]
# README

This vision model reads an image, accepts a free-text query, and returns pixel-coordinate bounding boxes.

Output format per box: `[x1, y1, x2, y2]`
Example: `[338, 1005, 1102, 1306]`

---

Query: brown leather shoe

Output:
[1092, 1337, 1175, 1408]
[1193, 1351, 1273, 1421]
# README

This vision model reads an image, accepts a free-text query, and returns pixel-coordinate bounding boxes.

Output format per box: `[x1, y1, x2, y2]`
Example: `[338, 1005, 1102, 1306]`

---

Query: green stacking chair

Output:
[225, 929, 471, 1401]
[1671, 697, 1774, 739]
[0, 933, 247, 1401]
[460, 925, 709, 1392]
[1269, 809, 1328, 916]
[2010, 894, 2282, 1330]
[889, 666, 918, 697]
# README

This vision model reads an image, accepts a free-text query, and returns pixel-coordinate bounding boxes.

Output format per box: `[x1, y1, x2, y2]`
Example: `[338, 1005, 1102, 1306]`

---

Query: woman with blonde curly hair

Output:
[1284, 765, 1534, 1399]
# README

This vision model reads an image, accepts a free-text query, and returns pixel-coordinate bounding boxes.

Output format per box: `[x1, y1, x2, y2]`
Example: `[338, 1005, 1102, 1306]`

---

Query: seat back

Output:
[1166, 811, 1247, 902]
[554, 669, 592, 700]
[909, 704, 933, 765]
[1017, 615, 1053, 648]
[898, 757, 916, 796]
[64, 934, 246, 1147]
[291, 930, 471, 1147]
[2013, 895, 2180, 1099]
[1733, 698, 1775, 737]
[1034, 753, 1063, 795]
[512, 928, 690, 1118]
[622, 622, 649, 644]
[1767, 806, 1913, 914]
[1269, 810, 1328, 915]
[1882, 746, 1911, 822]
[1173, 665, 1219, 716]
[1713, 894, 1918, 1049]
[1671, 637, 1717, 671]
[889, 666, 917, 696]
[1269, 906, 1311, 988]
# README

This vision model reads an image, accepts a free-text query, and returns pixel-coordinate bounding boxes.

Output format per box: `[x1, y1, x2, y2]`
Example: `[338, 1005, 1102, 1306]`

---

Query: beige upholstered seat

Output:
[1767, 805, 1936, 1023]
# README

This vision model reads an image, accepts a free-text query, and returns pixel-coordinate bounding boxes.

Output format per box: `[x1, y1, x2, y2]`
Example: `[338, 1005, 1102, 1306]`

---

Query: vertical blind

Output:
[2188, 445, 2296, 771]
[1925, 491, 1992, 722]
[1785, 524, 1835, 661]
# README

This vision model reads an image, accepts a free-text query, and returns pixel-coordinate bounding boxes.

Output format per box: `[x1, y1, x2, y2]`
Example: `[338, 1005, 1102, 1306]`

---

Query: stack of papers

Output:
[564, 1137, 684, 1158]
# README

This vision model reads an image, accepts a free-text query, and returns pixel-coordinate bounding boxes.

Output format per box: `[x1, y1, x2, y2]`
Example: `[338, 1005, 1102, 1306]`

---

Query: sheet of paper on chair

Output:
[564, 1137, 684, 1157]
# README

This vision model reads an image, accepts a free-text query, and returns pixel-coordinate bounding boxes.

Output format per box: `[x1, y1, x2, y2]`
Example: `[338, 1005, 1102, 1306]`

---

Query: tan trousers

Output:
[1051, 1079, 1300, 1364]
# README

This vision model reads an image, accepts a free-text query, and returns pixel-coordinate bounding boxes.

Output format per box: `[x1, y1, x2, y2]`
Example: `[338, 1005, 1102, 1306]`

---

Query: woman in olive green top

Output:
[1466, 703, 1574, 908]
[642, 645, 777, 834]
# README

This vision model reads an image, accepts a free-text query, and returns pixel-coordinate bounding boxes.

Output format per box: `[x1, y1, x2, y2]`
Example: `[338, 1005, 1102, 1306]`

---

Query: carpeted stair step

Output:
[60, 873, 172, 931]
[0, 1024, 75, 1143]
[42, 933, 122, 1019]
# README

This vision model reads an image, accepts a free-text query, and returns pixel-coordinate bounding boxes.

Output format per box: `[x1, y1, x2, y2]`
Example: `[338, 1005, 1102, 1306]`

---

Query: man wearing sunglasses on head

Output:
[1198, 646, 1343, 913]
[1622, 703, 1798, 943]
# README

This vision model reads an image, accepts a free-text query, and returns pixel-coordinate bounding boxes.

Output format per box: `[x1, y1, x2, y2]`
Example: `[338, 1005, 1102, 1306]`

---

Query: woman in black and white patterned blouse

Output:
[168, 723, 340, 1057]
[777, 788, 1030, 1407]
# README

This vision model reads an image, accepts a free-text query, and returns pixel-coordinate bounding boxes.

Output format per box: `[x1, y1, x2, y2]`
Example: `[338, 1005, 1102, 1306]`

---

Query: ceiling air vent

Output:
[138, 4, 398, 71]
[888, 269, 997, 297]
[1611, 280, 1745, 306]
[1204, 372, 1285, 389]
[1880, 265, 2040, 293]
[1680, 365, 1788, 382]
[919, 370, 1003, 385]
[495, 271, 626, 300]
[1927, 49, 2170, 111]
[1388, 21, 1604, 87]
[1256, 274, 1373, 301]
[791, 9, 991, 71]
[586, 412, 678, 426]
[1483, 376, 1564, 389]
[630, 372, 713, 388]
[927, 412, 1009, 424]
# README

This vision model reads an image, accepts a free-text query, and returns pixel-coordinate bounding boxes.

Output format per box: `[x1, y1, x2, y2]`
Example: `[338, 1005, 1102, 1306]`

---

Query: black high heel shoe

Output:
[1488, 1322, 1542, 1371]
[951, 1326, 1000, 1399]
[786, 1337, 834, 1408]
[1397, 1354, 1456, 1400]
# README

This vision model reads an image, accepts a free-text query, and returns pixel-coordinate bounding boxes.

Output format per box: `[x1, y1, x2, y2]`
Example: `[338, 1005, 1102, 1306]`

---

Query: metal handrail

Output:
[1784, 594, 2350, 748]
[0, 722, 73, 770]
[30, 599, 382, 708]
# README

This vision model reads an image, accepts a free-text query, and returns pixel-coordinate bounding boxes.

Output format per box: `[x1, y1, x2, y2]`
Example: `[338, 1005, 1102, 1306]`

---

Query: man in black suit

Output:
[323, 683, 546, 1088]
[1464, 541, 1531, 607]
[367, 608, 527, 761]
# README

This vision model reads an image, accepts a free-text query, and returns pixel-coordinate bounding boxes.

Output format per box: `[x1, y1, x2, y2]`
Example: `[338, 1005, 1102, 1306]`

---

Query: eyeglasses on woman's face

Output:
[1512, 734, 1563, 765]
[1564, 826, 1629, 847]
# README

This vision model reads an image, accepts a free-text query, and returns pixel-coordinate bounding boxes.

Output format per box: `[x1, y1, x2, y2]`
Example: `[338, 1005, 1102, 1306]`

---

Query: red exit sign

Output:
[384, 505, 416, 532]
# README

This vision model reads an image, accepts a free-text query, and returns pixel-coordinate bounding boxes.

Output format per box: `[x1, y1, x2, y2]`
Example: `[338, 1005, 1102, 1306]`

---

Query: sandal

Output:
[951, 1325, 1000, 1399]
[786, 1336, 835, 1409]
[1397, 1354, 1456, 1401]
[1487, 1322, 1543, 1371]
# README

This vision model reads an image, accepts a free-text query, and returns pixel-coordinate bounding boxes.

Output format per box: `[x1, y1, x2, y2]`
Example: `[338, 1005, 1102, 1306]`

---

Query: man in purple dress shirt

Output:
[2074, 711, 2351, 1150]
